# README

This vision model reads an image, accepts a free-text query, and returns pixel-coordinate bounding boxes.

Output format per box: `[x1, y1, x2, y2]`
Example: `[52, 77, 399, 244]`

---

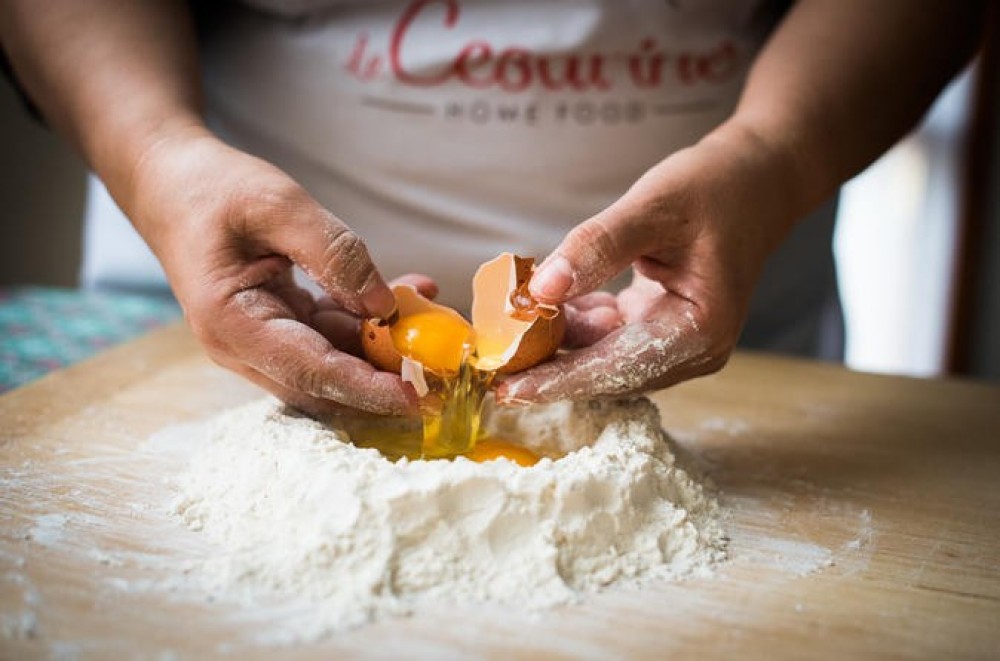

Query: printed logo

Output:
[345, 0, 742, 126]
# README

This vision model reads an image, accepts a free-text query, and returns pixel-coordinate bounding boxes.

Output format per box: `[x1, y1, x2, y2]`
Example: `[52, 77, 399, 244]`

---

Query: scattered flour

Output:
[168, 396, 726, 640]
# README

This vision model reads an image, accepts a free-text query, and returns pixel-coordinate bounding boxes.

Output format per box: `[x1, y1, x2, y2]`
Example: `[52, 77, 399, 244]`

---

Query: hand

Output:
[496, 123, 797, 404]
[127, 128, 427, 416]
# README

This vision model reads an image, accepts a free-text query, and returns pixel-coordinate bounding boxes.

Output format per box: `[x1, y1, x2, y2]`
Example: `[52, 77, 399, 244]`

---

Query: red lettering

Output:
[696, 41, 738, 82]
[587, 56, 613, 91]
[377, 1, 740, 93]
[538, 55, 611, 91]
[676, 54, 695, 85]
[496, 48, 533, 92]
[629, 38, 665, 88]
[345, 33, 366, 77]
[345, 33, 381, 81]
[455, 41, 493, 88]
[390, 0, 459, 87]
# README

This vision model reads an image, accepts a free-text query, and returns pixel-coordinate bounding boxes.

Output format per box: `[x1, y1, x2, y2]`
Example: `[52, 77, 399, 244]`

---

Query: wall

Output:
[968, 60, 1000, 380]
[835, 70, 973, 378]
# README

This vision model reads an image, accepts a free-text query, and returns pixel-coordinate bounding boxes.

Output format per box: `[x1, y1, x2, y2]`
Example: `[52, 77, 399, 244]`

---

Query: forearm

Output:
[716, 0, 985, 233]
[0, 0, 205, 212]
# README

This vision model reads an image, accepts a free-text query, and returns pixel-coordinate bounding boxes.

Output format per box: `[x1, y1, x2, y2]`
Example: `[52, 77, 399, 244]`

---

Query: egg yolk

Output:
[390, 311, 475, 374]
[465, 438, 540, 467]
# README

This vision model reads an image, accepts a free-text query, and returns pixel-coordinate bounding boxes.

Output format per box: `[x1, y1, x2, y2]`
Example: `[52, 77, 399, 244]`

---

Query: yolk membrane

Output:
[389, 311, 474, 374]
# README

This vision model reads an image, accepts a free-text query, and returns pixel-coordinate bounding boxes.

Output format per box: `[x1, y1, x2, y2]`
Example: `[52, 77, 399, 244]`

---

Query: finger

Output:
[312, 308, 363, 356]
[562, 303, 623, 348]
[313, 272, 438, 312]
[529, 201, 663, 304]
[245, 186, 395, 319]
[390, 273, 439, 300]
[212, 353, 359, 418]
[264, 270, 317, 323]
[616, 271, 668, 324]
[222, 288, 420, 415]
[315, 296, 343, 312]
[566, 291, 619, 311]
[310, 273, 438, 355]
[497, 300, 713, 404]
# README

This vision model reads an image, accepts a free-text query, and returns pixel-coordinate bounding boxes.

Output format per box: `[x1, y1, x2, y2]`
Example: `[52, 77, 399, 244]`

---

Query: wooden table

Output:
[2, 324, 999, 659]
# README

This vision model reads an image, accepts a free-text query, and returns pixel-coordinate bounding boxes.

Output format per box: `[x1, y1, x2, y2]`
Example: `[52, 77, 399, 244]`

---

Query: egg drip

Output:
[355, 253, 565, 464]
[390, 310, 492, 460]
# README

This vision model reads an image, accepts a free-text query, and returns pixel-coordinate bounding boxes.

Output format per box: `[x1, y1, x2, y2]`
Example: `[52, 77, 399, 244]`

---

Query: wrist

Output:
[87, 112, 211, 214]
[713, 112, 831, 212]
[697, 117, 811, 252]
[109, 121, 224, 270]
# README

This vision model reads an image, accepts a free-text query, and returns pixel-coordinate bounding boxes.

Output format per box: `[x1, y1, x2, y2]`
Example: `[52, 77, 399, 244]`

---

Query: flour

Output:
[168, 396, 725, 641]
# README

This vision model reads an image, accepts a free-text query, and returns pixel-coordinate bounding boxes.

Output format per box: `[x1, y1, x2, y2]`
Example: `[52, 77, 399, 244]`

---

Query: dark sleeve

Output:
[0, 45, 45, 125]
[1, 1, 222, 128]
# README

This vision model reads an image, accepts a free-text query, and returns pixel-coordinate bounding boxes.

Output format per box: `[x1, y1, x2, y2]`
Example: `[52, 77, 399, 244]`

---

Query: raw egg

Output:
[390, 310, 474, 375]
[359, 252, 563, 461]
[361, 252, 564, 378]
[362, 285, 474, 384]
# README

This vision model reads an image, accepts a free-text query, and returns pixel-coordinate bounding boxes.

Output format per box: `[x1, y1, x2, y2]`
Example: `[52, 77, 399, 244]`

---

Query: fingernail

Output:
[361, 282, 397, 320]
[530, 255, 574, 301]
[374, 308, 399, 327]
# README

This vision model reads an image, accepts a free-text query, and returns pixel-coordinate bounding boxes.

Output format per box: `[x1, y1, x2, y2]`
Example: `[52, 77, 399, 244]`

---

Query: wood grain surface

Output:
[1, 323, 999, 659]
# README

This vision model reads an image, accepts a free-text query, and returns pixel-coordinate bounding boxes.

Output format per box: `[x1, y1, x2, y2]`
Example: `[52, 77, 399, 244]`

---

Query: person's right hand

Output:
[125, 127, 423, 417]
[496, 121, 799, 405]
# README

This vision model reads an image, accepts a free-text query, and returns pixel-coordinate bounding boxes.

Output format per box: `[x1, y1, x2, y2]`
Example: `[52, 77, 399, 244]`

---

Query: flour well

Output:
[170, 397, 725, 640]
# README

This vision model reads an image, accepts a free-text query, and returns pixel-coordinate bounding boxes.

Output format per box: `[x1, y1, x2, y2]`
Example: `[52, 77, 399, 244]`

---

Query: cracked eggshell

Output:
[471, 253, 565, 375]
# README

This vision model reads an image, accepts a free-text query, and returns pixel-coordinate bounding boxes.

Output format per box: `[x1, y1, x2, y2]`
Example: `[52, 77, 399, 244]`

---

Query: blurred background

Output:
[2, 34, 999, 388]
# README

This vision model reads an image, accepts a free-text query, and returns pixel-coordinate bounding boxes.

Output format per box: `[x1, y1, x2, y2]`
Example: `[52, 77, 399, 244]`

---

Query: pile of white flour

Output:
[169, 397, 725, 640]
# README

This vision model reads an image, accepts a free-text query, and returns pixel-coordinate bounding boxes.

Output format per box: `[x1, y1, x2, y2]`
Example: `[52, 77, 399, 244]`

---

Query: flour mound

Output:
[170, 397, 725, 640]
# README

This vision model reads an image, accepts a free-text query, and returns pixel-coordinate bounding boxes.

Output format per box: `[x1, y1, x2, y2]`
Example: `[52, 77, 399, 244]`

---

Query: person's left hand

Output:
[495, 123, 798, 404]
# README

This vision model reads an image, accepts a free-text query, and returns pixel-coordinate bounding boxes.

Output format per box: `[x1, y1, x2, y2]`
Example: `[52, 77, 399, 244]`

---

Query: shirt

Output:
[82, 0, 842, 357]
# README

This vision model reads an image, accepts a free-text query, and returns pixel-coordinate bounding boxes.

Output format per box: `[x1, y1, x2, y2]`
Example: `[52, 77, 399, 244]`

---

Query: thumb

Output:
[253, 197, 395, 319]
[529, 204, 654, 304]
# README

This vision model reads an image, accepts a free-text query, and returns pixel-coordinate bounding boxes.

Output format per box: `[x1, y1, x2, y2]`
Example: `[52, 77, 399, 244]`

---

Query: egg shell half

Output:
[471, 253, 565, 374]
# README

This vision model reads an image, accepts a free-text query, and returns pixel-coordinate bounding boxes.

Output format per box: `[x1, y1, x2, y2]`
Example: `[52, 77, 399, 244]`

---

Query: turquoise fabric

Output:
[0, 287, 180, 393]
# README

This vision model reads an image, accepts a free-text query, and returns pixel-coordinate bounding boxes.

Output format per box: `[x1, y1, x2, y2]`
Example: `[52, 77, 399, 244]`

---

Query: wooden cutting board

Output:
[2, 323, 999, 659]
